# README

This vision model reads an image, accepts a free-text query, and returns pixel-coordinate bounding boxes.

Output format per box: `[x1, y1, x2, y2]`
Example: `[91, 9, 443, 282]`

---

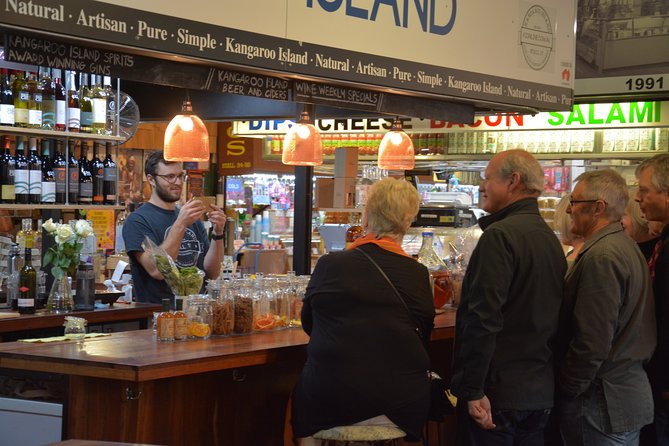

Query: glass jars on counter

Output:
[186, 295, 212, 339]
[232, 278, 254, 335]
[211, 280, 235, 336]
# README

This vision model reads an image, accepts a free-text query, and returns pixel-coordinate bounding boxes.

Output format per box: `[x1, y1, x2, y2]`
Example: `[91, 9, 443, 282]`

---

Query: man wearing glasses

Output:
[123, 150, 226, 304]
[636, 154, 669, 446]
[556, 169, 656, 445]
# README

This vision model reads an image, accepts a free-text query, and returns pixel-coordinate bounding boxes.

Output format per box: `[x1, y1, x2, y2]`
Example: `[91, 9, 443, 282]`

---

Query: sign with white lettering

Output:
[0, 0, 575, 112]
[5, 33, 291, 101]
[234, 101, 669, 135]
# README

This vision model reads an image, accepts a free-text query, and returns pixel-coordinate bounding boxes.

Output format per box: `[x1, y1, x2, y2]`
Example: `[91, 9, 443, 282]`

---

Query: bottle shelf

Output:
[0, 125, 124, 143]
[0, 204, 124, 210]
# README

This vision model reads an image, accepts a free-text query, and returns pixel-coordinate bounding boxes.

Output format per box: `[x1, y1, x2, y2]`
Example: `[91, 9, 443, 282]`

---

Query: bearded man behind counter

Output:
[123, 150, 226, 304]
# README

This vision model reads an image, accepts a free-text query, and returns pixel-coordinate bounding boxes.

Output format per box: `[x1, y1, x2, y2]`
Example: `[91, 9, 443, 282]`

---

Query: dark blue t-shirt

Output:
[123, 202, 209, 304]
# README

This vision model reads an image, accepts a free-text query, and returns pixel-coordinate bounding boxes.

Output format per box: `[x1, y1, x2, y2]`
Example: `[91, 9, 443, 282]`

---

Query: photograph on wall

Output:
[118, 149, 144, 206]
[576, 0, 669, 77]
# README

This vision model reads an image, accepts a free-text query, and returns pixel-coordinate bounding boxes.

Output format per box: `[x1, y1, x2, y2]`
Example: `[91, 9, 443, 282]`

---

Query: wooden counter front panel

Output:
[67, 361, 303, 445]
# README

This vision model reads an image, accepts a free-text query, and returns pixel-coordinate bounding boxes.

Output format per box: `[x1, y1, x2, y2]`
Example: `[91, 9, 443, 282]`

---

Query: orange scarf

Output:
[346, 234, 411, 258]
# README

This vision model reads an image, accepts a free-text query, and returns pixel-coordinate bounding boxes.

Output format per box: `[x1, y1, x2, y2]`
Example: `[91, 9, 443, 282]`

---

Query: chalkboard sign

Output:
[5, 33, 290, 102]
[293, 80, 382, 111]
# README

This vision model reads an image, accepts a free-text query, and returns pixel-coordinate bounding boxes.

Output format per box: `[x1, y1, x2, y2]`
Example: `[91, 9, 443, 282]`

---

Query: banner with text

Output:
[0, 0, 575, 111]
[233, 101, 669, 135]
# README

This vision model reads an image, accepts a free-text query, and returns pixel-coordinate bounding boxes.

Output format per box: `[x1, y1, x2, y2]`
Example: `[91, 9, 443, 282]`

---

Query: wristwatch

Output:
[212, 233, 225, 240]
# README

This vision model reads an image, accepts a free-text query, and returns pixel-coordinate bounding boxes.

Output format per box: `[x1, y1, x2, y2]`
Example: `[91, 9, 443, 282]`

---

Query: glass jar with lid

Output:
[269, 276, 289, 330]
[212, 280, 235, 336]
[186, 294, 212, 339]
[232, 278, 254, 335]
[253, 274, 276, 332]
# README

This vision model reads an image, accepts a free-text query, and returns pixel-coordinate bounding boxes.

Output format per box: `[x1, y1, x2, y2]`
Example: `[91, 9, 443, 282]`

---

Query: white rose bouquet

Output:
[42, 218, 94, 279]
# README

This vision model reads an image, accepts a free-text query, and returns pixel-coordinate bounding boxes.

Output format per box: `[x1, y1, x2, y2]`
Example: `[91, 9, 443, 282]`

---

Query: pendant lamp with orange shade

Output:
[164, 94, 210, 162]
[377, 118, 415, 170]
[282, 110, 323, 166]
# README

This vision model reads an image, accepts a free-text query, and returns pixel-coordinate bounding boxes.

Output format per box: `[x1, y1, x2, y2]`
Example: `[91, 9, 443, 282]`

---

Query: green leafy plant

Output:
[42, 219, 94, 279]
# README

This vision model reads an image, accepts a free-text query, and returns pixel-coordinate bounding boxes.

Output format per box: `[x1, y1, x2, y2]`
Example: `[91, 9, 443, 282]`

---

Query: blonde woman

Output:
[292, 178, 435, 444]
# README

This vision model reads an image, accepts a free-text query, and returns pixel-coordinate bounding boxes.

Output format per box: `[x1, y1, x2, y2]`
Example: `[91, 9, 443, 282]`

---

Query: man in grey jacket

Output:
[557, 169, 656, 445]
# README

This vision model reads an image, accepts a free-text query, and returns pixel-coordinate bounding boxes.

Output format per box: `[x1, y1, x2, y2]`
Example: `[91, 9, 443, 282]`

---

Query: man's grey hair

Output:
[575, 169, 628, 221]
[636, 153, 669, 192]
[498, 149, 544, 195]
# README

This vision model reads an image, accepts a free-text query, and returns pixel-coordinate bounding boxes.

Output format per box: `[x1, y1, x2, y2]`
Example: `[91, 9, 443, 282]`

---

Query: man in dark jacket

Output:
[637, 154, 669, 446]
[451, 150, 566, 445]
[557, 169, 656, 444]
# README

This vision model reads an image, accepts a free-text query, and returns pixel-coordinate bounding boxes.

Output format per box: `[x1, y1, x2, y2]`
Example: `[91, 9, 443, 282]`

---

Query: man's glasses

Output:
[153, 173, 186, 184]
[569, 199, 600, 206]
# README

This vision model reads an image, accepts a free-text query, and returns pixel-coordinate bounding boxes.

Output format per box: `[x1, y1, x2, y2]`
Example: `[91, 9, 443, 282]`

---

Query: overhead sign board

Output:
[0, 0, 576, 112]
[233, 101, 669, 135]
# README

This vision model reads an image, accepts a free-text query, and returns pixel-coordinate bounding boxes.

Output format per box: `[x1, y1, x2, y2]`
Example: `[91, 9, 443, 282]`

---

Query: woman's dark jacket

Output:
[291, 243, 435, 441]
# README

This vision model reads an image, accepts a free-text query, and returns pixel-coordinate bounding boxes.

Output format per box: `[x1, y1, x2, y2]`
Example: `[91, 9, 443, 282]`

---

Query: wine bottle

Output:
[91, 142, 104, 203]
[0, 69, 15, 126]
[40, 139, 55, 204]
[14, 136, 29, 204]
[90, 74, 107, 135]
[26, 72, 43, 129]
[53, 69, 66, 131]
[78, 141, 93, 204]
[66, 71, 80, 132]
[39, 67, 55, 130]
[0, 136, 16, 203]
[13, 71, 29, 128]
[103, 142, 117, 204]
[67, 140, 79, 203]
[103, 76, 115, 135]
[79, 73, 92, 133]
[27, 137, 42, 204]
[18, 247, 36, 315]
[53, 140, 66, 204]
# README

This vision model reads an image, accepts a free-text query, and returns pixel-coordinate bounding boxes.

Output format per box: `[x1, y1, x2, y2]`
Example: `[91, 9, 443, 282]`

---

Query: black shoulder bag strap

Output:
[356, 247, 423, 339]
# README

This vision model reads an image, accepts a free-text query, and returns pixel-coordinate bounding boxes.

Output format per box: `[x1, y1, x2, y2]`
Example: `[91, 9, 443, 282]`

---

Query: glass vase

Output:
[47, 275, 73, 314]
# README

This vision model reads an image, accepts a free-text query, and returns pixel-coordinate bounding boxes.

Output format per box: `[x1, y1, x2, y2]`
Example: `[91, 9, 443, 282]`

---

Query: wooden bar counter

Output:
[0, 302, 161, 342]
[0, 309, 456, 446]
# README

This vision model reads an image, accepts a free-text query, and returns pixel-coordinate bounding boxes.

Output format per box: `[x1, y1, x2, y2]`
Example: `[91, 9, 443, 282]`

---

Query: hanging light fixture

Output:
[282, 110, 323, 166]
[377, 118, 415, 170]
[164, 93, 210, 162]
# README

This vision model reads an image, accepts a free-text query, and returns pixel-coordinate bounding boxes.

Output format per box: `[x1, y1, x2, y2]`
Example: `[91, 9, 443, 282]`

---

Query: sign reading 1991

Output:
[625, 75, 665, 91]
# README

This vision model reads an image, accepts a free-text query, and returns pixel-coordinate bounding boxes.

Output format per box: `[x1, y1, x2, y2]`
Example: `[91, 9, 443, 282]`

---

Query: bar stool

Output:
[312, 425, 406, 445]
